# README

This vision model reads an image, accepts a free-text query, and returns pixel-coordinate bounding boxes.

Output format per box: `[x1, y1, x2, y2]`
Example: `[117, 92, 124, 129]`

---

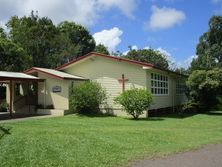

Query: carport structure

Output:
[0, 71, 44, 117]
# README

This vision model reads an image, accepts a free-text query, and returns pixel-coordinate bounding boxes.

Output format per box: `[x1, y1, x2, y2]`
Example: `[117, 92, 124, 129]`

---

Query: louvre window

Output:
[151, 73, 169, 95]
[176, 80, 186, 95]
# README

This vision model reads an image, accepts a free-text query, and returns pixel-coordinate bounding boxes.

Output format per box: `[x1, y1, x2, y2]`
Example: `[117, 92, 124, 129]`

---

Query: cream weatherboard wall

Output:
[62, 55, 187, 115]
[63, 56, 147, 112]
[38, 72, 71, 110]
[146, 69, 187, 110]
[146, 70, 174, 109]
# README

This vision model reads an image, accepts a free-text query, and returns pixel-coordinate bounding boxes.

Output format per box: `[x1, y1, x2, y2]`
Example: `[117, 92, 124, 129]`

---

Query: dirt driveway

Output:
[129, 144, 222, 167]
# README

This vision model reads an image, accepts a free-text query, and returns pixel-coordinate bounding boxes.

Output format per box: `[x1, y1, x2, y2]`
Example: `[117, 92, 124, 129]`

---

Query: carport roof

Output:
[0, 71, 42, 81]
[24, 67, 87, 80]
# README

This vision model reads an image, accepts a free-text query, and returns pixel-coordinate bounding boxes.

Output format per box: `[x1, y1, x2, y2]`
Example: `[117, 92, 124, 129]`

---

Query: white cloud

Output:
[0, 21, 6, 29]
[23, 0, 99, 26]
[122, 45, 138, 55]
[122, 50, 129, 55]
[156, 47, 175, 62]
[93, 27, 123, 52]
[97, 0, 136, 19]
[146, 5, 186, 31]
[177, 55, 197, 69]
[212, 0, 222, 4]
[156, 47, 177, 69]
[0, 0, 137, 27]
[143, 46, 150, 50]
[131, 45, 138, 50]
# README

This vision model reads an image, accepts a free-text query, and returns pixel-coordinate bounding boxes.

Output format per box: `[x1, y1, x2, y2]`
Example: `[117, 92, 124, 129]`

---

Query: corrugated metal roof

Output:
[0, 71, 40, 80]
[25, 67, 87, 80]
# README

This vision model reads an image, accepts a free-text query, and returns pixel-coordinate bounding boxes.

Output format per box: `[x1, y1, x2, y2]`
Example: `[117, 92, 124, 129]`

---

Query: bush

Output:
[0, 102, 8, 112]
[114, 88, 153, 119]
[70, 81, 107, 114]
[216, 96, 222, 111]
[181, 101, 199, 114]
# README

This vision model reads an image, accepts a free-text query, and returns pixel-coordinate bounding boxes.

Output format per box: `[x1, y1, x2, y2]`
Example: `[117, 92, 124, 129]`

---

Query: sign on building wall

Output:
[52, 86, 62, 93]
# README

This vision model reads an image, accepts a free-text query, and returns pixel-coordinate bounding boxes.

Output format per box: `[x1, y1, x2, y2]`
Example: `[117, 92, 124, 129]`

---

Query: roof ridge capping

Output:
[55, 52, 187, 77]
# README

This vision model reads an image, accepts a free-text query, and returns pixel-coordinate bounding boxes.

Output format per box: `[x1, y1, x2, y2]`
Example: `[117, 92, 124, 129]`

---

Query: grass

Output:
[1, 112, 222, 167]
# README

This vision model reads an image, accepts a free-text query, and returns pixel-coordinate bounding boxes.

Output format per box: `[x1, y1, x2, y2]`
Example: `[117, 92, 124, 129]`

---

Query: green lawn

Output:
[1, 113, 222, 167]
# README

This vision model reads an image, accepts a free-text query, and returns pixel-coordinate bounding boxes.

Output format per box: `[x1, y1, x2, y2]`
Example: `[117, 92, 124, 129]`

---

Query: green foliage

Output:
[57, 21, 95, 60]
[94, 44, 110, 55]
[0, 38, 32, 71]
[191, 16, 222, 71]
[114, 88, 152, 119]
[216, 96, 222, 110]
[7, 11, 59, 68]
[186, 68, 222, 110]
[123, 49, 169, 69]
[70, 82, 107, 114]
[174, 67, 189, 75]
[181, 101, 199, 114]
[5, 12, 96, 69]
[0, 101, 8, 112]
[0, 27, 7, 39]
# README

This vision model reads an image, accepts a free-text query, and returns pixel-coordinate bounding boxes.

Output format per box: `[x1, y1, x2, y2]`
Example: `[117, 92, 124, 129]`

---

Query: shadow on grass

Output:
[125, 117, 165, 121]
[0, 126, 11, 140]
[148, 111, 222, 119]
[201, 111, 222, 116]
[157, 112, 197, 119]
[74, 112, 117, 118]
[124, 112, 197, 121]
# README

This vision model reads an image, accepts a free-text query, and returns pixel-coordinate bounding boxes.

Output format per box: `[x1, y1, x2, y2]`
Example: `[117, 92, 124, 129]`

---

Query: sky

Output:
[0, 0, 222, 69]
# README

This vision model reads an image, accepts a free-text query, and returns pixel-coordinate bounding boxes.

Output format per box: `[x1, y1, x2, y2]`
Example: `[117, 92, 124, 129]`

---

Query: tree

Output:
[174, 67, 189, 75]
[186, 68, 222, 110]
[57, 21, 95, 61]
[0, 27, 7, 39]
[123, 49, 169, 69]
[190, 16, 222, 71]
[7, 11, 61, 68]
[94, 44, 109, 55]
[114, 88, 153, 119]
[0, 38, 31, 71]
[69, 82, 107, 114]
[2, 12, 98, 69]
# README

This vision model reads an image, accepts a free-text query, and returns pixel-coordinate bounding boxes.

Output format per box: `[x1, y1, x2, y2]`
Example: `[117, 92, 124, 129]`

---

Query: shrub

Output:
[114, 88, 153, 119]
[181, 101, 199, 114]
[70, 81, 107, 114]
[216, 96, 222, 111]
[0, 102, 8, 112]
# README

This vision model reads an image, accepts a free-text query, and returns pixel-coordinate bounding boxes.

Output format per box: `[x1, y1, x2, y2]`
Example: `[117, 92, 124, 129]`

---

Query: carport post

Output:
[9, 79, 13, 117]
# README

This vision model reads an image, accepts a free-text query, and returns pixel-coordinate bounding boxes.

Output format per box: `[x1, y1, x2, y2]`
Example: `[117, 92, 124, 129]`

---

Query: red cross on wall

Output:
[118, 74, 129, 93]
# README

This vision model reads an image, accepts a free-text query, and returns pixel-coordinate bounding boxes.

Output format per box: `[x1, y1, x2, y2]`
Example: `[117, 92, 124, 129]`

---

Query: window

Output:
[151, 73, 169, 95]
[176, 80, 186, 95]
